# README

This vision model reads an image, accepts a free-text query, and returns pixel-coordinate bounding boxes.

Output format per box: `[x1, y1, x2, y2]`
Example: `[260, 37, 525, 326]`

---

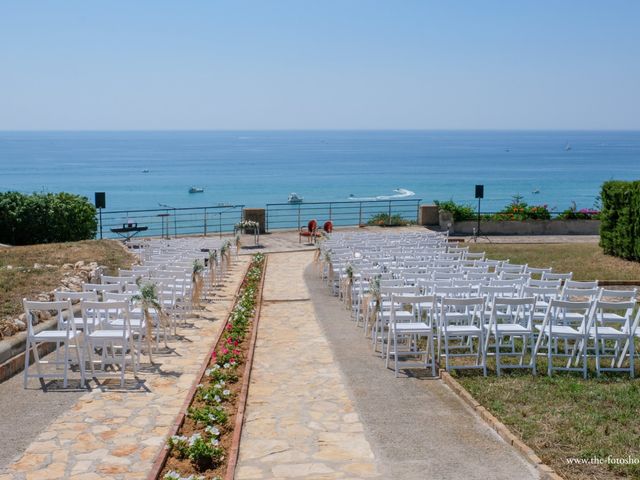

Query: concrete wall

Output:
[453, 220, 600, 235]
[418, 205, 439, 226]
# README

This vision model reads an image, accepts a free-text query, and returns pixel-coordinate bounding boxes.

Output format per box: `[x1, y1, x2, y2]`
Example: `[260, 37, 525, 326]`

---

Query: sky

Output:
[0, 1, 639, 130]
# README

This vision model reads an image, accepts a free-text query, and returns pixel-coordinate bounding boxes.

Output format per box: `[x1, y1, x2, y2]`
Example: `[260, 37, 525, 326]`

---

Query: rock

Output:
[74, 261, 85, 269]
[13, 318, 26, 330]
[33, 263, 42, 269]
[62, 263, 74, 270]
[37, 293, 50, 302]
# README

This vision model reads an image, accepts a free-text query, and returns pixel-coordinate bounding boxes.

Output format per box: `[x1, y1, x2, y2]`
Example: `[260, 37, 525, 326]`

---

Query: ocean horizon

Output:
[2, 129, 639, 213]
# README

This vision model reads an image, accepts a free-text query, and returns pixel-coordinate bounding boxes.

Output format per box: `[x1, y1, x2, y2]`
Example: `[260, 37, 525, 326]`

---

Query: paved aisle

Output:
[236, 252, 380, 479]
[236, 251, 539, 480]
[0, 258, 249, 480]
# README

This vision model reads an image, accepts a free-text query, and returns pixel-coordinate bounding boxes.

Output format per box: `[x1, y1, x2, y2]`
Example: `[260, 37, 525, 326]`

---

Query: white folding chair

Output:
[588, 299, 636, 378]
[439, 297, 487, 376]
[483, 297, 536, 375]
[82, 300, 138, 387]
[533, 299, 591, 378]
[23, 299, 85, 388]
[385, 295, 437, 377]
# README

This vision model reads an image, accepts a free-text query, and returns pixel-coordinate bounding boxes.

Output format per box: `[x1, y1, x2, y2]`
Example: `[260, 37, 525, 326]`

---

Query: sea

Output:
[1, 130, 639, 213]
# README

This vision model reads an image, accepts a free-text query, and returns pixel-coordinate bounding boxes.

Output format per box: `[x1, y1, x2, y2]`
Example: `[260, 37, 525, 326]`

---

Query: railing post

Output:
[388, 201, 392, 226]
[359, 203, 363, 226]
[329, 203, 332, 221]
[297, 204, 301, 231]
[204, 208, 208, 236]
[266, 206, 269, 232]
[173, 208, 177, 238]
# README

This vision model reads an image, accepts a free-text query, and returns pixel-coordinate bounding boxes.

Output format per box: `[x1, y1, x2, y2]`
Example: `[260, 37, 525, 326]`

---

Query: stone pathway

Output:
[0, 258, 249, 480]
[235, 252, 380, 479]
[236, 251, 539, 480]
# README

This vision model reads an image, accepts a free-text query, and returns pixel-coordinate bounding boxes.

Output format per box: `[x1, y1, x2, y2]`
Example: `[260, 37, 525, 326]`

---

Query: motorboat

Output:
[288, 192, 304, 203]
[189, 187, 204, 193]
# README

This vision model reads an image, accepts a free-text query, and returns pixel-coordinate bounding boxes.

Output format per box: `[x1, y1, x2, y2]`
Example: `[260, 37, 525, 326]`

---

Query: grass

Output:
[456, 370, 640, 479]
[0, 240, 135, 320]
[466, 242, 640, 281]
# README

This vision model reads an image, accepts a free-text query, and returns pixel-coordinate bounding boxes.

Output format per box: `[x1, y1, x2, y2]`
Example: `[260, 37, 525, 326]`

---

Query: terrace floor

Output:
[0, 228, 600, 479]
[0, 258, 249, 480]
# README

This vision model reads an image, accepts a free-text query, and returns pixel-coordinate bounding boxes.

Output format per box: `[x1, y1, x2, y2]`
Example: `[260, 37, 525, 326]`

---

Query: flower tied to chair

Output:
[132, 280, 170, 364]
[209, 250, 218, 286]
[368, 274, 382, 333]
[192, 259, 205, 309]
[219, 241, 231, 275]
[235, 234, 241, 258]
[344, 263, 354, 309]
[324, 250, 334, 283]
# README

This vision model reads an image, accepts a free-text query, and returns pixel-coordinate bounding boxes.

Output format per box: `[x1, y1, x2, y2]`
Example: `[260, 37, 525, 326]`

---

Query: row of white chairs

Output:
[321, 231, 638, 378]
[23, 238, 231, 388]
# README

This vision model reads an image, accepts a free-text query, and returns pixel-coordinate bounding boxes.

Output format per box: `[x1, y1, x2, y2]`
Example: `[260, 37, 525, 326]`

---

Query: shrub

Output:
[367, 212, 411, 226]
[557, 201, 600, 220]
[491, 196, 551, 221]
[434, 200, 476, 221]
[600, 180, 640, 261]
[0, 191, 97, 245]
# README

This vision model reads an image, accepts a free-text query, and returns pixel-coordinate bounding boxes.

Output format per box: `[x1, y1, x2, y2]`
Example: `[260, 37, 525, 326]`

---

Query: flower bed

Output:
[158, 253, 266, 480]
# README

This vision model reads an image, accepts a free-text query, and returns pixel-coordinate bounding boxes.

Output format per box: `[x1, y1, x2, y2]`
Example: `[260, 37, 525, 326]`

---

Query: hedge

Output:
[600, 180, 640, 261]
[0, 192, 97, 245]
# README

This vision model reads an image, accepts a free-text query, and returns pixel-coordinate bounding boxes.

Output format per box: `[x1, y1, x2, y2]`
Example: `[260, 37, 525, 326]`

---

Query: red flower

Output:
[221, 347, 229, 355]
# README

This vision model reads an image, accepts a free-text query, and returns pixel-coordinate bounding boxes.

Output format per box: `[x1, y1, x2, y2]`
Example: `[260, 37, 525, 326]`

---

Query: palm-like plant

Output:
[132, 281, 169, 364]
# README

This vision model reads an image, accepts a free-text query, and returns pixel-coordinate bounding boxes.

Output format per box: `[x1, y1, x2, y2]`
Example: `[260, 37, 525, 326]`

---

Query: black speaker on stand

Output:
[473, 185, 491, 243]
[95, 192, 106, 239]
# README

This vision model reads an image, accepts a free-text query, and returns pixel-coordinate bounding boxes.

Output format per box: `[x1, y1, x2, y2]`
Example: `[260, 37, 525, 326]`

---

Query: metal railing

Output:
[265, 199, 422, 231]
[98, 205, 245, 239]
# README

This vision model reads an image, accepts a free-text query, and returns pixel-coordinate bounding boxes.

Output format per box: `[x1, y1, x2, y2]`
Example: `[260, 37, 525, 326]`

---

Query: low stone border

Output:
[440, 371, 564, 480]
[147, 257, 266, 480]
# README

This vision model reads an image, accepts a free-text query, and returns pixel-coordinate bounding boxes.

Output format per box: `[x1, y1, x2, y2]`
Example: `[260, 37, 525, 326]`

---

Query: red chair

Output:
[323, 220, 333, 233]
[299, 219, 319, 244]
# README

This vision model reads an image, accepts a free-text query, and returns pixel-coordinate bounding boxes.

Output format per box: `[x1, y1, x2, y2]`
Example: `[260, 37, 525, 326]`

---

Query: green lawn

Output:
[466, 242, 640, 281]
[456, 371, 640, 479]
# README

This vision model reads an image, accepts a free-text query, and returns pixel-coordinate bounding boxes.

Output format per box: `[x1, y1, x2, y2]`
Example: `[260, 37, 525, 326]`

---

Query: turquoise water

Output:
[1, 130, 639, 213]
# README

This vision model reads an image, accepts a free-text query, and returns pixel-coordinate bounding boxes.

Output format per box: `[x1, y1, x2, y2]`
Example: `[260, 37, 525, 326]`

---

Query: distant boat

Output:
[142, 169, 150, 173]
[189, 186, 204, 193]
[532, 189, 540, 194]
[564, 142, 572, 151]
[288, 192, 303, 203]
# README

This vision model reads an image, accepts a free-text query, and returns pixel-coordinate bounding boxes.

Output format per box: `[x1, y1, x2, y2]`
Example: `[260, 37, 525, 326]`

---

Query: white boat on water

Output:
[288, 192, 303, 203]
[189, 186, 204, 193]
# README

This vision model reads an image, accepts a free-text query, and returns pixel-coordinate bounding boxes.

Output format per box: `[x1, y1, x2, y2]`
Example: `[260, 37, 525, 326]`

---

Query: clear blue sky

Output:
[1, 1, 638, 130]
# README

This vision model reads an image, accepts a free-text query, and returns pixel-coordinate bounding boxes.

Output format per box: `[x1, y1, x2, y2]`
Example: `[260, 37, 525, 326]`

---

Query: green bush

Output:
[0, 191, 97, 245]
[367, 212, 412, 226]
[490, 195, 551, 221]
[600, 180, 640, 261]
[434, 200, 476, 221]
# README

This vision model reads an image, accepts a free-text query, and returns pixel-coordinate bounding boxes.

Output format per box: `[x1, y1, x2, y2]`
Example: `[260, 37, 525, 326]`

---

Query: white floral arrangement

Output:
[235, 220, 259, 231]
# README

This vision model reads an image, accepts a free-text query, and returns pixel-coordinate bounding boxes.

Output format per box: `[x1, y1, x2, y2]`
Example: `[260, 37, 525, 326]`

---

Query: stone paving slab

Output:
[0, 258, 249, 480]
[236, 252, 380, 479]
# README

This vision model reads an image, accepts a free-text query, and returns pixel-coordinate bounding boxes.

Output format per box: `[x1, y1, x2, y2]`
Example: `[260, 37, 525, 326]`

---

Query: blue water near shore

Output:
[1, 130, 639, 213]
